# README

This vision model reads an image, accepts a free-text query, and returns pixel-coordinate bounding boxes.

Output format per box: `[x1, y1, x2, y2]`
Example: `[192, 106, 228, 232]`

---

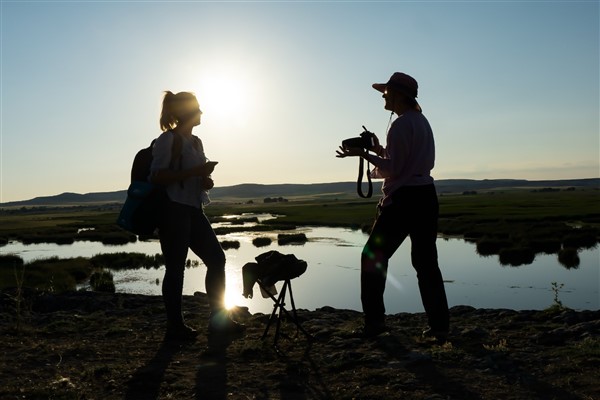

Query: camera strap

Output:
[357, 157, 373, 198]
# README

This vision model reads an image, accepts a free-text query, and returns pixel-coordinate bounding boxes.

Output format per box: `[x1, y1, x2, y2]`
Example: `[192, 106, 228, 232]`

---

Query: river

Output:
[3, 215, 598, 315]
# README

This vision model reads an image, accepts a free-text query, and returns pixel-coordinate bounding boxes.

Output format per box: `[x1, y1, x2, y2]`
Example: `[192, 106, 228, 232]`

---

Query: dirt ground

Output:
[1, 289, 599, 400]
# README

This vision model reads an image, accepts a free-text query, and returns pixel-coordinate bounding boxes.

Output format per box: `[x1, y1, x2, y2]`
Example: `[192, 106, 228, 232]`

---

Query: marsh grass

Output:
[90, 252, 164, 270]
[0, 252, 167, 294]
[0, 256, 92, 292]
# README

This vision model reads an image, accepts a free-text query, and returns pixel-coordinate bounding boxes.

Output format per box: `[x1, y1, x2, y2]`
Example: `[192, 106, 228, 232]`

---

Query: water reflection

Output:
[3, 223, 599, 314]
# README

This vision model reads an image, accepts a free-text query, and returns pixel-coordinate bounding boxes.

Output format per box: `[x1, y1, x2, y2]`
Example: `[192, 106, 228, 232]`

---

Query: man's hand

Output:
[336, 146, 366, 158]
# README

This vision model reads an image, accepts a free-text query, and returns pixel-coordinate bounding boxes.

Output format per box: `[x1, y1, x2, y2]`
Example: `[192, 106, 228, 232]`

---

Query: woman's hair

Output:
[160, 91, 198, 131]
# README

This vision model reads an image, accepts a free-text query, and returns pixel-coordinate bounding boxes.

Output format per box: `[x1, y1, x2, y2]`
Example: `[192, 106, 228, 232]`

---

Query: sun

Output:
[223, 286, 244, 310]
[194, 71, 253, 125]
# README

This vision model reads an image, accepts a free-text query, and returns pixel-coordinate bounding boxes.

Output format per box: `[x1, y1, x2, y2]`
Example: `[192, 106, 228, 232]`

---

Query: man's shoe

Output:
[208, 311, 246, 335]
[165, 323, 199, 341]
[422, 327, 448, 344]
[352, 324, 391, 339]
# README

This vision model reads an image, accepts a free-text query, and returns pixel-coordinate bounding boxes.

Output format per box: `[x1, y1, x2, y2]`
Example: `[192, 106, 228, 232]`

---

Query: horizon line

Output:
[2, 176, 599, 205]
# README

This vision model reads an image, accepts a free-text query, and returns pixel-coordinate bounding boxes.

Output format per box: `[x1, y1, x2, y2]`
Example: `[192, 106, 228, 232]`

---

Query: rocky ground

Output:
[1, 289, 599, 400]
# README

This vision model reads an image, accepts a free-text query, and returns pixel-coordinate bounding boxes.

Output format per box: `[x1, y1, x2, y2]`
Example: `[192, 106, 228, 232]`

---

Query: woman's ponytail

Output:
[160, 91, 177, 131]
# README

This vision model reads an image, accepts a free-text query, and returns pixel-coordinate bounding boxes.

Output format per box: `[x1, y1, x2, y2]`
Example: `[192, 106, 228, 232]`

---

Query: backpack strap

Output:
[168, 131, 185, 189]
[169, 131, 183, 170]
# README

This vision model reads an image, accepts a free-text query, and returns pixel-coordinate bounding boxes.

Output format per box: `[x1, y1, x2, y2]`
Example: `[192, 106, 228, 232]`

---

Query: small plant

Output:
[428, 341, 458, 359]
[13, 261, 26, 331]
[89, 270, 115, 293]
[551, 281, 565, 308]
[483, 338, 508, 352]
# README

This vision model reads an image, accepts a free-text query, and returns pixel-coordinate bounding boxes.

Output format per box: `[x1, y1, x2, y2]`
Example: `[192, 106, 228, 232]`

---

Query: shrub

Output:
[499, 246, 535, 266]
[252, 237, 272, 247]
[558, 248, 580, 269]
[528, 238, 562, 254]
[277, 233, 308, 245]
[563, 231, 598, 250]
[476, 237, 512, 256]
[220, 240, 240, 250]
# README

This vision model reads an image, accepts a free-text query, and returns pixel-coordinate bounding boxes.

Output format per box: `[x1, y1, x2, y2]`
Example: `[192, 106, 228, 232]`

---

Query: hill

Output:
[1, 178, 598, 207]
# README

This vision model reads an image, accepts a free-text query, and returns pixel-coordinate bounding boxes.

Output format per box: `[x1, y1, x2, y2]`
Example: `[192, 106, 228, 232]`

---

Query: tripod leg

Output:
[261, 282, 282, 340]
[283, 280, 313, 341]
[273, 282, 288, 345]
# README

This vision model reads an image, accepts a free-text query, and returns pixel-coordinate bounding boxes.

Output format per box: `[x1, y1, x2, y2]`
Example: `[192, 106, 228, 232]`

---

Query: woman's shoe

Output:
[352, 323, 391, 339]
[165, 322, 199, 341]
[422, 327, 448, 344]
[208, 311, 246, 335]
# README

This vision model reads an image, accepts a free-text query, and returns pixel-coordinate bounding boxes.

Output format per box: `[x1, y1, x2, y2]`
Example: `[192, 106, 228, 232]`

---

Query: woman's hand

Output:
[336, 146, 366, 158]
[202, 177, 214, 190]
[190, 162, 217, 177]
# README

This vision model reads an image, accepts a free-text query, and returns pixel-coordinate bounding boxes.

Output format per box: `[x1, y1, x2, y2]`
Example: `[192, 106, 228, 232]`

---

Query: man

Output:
[336, 72, 449, 342]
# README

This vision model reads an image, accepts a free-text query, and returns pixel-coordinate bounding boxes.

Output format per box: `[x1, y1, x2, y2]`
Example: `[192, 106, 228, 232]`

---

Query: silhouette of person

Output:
[150, 91, 245, 340]
[336, 73, 449, 341]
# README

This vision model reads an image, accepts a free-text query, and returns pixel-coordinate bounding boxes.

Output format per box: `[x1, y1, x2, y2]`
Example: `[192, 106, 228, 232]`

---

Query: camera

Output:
[341, 126, 376, 198]
[342, 126, 376, 150]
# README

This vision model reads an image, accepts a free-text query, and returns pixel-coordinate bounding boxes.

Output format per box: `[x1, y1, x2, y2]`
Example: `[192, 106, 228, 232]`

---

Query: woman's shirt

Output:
[150, 131, 211, 209]
[365, 110, 435, 207]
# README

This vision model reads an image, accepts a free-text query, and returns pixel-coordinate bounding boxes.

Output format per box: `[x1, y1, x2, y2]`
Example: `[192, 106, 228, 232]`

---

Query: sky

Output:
[0, 0, 598, 203]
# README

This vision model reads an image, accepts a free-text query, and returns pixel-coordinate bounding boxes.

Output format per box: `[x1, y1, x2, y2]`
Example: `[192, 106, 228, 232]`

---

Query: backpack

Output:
[116, 133, 183, 236]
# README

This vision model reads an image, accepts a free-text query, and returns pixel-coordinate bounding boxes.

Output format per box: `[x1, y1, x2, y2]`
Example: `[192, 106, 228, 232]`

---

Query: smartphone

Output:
[203, 161, 218, 175]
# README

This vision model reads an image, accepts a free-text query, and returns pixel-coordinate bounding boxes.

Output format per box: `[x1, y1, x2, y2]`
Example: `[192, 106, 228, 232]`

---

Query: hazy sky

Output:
[1, 1, 598, 202]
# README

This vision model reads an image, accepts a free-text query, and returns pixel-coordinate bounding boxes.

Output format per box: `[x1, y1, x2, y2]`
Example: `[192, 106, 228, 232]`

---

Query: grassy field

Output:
[1, 189, 598, 239]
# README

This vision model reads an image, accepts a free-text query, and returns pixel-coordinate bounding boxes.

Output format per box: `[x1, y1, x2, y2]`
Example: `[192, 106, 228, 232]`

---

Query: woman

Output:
[150, 91, 244, 340]
[336, 73, 449, 342]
